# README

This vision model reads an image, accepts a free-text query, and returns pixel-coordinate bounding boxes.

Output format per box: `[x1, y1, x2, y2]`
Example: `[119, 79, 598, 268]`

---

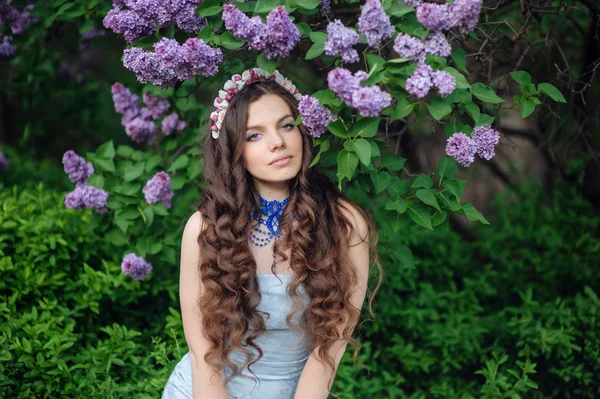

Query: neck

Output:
[253, 179, 290, 202]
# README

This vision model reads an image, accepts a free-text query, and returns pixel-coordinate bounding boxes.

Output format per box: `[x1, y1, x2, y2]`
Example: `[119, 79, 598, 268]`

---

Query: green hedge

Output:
[0, 181, 598, 398]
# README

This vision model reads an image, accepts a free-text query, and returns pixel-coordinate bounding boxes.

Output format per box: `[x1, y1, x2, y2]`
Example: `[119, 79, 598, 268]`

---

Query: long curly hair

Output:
[196, 78, 383, 395]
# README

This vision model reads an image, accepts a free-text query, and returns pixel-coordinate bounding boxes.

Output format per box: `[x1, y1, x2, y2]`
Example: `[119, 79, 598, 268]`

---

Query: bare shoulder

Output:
[337, 198, 369, 246]
[183, 210, 207, 238]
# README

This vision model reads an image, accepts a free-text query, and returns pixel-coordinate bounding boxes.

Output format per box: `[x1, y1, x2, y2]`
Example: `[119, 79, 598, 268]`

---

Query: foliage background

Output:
[1, 0, 599, 398]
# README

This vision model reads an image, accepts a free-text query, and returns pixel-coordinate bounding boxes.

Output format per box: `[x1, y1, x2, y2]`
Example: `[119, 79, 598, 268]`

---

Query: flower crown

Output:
[209, 68, 303, 139]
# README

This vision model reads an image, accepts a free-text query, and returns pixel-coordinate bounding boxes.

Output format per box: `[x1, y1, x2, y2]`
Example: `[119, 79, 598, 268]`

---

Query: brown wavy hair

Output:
[196, 78, 383, 396]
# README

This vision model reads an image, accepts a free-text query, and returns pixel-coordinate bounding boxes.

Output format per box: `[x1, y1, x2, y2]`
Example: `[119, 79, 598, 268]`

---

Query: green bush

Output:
[1, 181, 597, 398]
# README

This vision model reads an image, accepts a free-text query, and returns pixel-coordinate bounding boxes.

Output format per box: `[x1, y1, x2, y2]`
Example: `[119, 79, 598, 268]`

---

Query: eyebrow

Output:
[246, 114, 293, 132]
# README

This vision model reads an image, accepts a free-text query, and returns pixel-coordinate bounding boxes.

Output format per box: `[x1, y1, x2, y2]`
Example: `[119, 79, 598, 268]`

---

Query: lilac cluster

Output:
[222, 5, 300, 60]
[393, 32, 456, 98]
[414, 0, 483, 34]
[321, 0, 331, 15]
[0, 152, 9, 171]
[446, 125, 501, 167]
[62, 150, 109, 213]
[357, 0, 395, 48]
[103, 0, 205, 43]
[62, 150, 94, 186]
[112, 83, 186, 144]
[298, 95, 337, 138]
[0, 2, 35, 59]
[324, 20, 359, 63]
[327, 67, 391, 117]
[123, 37, 223, 87]
[121, 253, 153, 280]
[143, 171, 174, 209]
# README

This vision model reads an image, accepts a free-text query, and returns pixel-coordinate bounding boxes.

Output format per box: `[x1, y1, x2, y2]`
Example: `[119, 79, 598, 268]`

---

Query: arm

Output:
[180, 211, 229, 399]
[294, 204, 371, 399]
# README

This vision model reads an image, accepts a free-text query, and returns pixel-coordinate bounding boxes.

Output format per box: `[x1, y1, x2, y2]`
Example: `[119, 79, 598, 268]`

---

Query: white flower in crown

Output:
[212, 129, 219, 139]
[256, 68, 270, 79]
[241, 69, 253, 81]
[282, 79, 293, 91]
[218, 109, 226, 124]
[274, 73, 286, 86]
[214, 97, 229, 108]
[210, 110, 219, 122]
[294, 93, 302, 101]
[218, 89, 227, 100]
[223, 80, 236, 91]
[231, 74, 245, 89]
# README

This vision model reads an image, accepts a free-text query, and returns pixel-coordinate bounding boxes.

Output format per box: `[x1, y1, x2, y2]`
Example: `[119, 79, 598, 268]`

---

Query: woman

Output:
[162, 68, 382, 399]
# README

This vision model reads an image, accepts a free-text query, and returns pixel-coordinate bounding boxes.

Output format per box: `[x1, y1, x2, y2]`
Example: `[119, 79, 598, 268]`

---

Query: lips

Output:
[269, 155, 292, 165]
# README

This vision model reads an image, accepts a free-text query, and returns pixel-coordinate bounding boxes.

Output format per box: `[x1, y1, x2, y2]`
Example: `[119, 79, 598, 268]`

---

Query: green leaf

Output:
[96, 140, 116, 159]
[328, 119, 349, 138]
[151, 203, 169, 216]
[352, 117, 379, 138]
[387, 176, 409, 196]
[369, 140, 381, 158]
[431, 210, 448, 226]
[445, 89, 472, 103]
[312, 89, 338, 106]
[143, 207, 154, 228]
[412, 174, 433, 189]
[461, 202, 490, 224]
[370, 171, 392, 194]
[305, 41, 325, 60]
[520, 98, 537, 118]
[217, 31, 245, 49]
[464, 102, 480, 124]
[296, 22, 312, 35]
[510, 70, 531, 86]
[437, 156, 457, 180]
[451, 46, 468, 74]
[171, 174, 187, 190]
[87, 175, 105, 189]
[353, 139, 372, 166]
[478, 114, 495, 125]
[336, 150, 359, 181]
[427, 97, 452, 120]
[117, 145, 134, 158]
[145, 155, 162, 173]
[444, 67, 470, 89]
[538, 83, 566, 103]
[415, 188, 441, 211]
[407, 201, 433, 230]
[168, 155, 189, 172]
[254, 0, 279, 13]
[392, 97, 415, 121]
[116, 208, 141, 220]
[384, 0, 413, 17]
[445, 178, 467, 202]
[396, 244, 415, 269]
[93, 158, 115, 173]
[365, 53, 386, 72]
[124, 162, 145, 182]
[310, 139, 330, 167]
[385, 197, 408, 213]
[309, 31, 328, 43]
[470, 83, 504, 104]
[257, 53, 277, 74]
[381, 153, 407, 171]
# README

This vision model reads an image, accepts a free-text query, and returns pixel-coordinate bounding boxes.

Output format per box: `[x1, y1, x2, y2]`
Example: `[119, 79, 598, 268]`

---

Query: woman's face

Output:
[242, 94, 303, 195]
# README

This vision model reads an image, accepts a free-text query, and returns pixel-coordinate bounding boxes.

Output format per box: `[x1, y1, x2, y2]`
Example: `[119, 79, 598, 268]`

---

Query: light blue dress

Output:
[162, 273, 311, 399]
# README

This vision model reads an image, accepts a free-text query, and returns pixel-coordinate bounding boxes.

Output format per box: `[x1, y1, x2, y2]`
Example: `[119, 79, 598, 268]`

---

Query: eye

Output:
[247, 133, 260, 141]
[281, 123, 294, 130]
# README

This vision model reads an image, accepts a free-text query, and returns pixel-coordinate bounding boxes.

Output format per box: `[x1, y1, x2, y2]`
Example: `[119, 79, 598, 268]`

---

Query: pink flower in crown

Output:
[282, 79, 293, 91]
[210, 110, 219, 122]
[231, 74, 245, 90]
[215, 108, 226, 129]
[214, 97, 229, 108]
[242, 70, 253, 81]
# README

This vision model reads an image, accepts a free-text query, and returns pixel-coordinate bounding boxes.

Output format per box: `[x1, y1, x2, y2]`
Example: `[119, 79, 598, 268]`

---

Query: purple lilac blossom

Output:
[415, 2, 455, 32]
[161, 112, 186, 135]
[125, 116, 157, 144]
[81, 27, 107, 40]
[153, 38, 185, 68]
[357, 0, 395, 48]
[297, 95, 337, 138]
[453, 0, 483, 33]
[393, 33, 425, 60]
[351, 86, 392, 117]
[446, 132, 477, 167]
[123, 47, 178, 87]
[423, 32, 451, 57]
[0, 35, 18, 59]
[402, 0, 422, 7]
[0, 152, 9, 171]
[472, 125, 500, 160]
[179, 38, 223, 79]
[432, 70, 456, 95]
[327, 67, 367, 105]
[102, 8, 156, 43]
[112, 83, 139, 114]
[174, 3, 206, 33]
[121, 253, 153, 281]
[62, 150, 94, 185]
[65, 185, 110, 213]
[263, 6, 300, 59]
[143, 92, 170, 119]
[0, 3, 33, 36]
[321, 0, 331, 15]
[405, 62, 433, 98]
[222, 4, 266, 51]
[143, 171, 174, 209]
[324, 20, 359, 64]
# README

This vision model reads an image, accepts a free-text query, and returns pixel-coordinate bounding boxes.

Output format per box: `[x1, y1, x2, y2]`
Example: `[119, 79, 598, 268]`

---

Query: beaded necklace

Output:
[250, 196, 289, 273]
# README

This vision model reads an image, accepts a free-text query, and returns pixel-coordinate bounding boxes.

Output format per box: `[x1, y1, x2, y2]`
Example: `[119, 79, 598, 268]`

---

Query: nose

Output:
[268, 131, 286, 151]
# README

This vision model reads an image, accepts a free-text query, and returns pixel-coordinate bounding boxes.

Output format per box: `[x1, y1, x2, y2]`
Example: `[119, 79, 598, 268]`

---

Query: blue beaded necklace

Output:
[250, 196, 289, 273]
